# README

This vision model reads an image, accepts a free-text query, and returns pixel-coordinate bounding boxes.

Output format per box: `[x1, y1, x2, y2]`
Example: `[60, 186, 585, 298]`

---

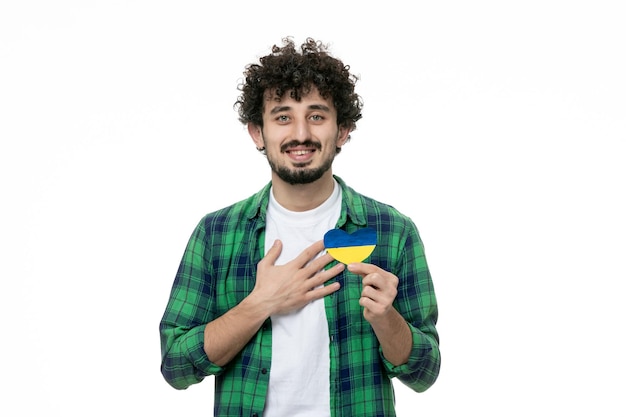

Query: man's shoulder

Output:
[338, 177, 412, 223]
[355, 193, 414, 227]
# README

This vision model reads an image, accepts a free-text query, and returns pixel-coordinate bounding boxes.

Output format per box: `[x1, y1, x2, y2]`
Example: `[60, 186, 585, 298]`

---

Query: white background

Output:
[1, 1, 625, 415]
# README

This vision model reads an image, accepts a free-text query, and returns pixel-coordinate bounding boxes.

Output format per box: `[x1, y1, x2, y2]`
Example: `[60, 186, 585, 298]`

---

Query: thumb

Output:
[260, 239, 282, 266]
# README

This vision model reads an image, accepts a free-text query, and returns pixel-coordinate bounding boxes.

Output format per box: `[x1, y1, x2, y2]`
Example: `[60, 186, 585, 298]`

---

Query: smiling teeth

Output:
[291, 150, 310, 155]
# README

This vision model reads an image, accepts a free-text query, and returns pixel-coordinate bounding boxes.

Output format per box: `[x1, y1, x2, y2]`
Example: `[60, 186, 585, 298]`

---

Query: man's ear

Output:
[248, 123, 264, 149]
[337, 124, 351, 147]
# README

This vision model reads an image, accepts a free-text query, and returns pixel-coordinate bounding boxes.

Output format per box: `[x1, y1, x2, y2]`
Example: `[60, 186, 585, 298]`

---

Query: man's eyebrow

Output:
[269, 104, 331, 115]
[269, 105, 291, 115]
[308, 104, 331, 112]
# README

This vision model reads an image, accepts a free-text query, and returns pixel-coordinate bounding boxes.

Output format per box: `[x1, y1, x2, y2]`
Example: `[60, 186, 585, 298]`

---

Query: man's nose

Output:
[292, 118, 312, 141]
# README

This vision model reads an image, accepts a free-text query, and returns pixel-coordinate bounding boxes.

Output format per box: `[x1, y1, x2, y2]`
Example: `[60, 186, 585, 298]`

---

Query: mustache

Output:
[280, 140, 322, 153]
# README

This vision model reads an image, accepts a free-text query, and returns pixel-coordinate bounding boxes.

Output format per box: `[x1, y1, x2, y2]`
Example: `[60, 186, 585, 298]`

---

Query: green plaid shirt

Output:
[160, 176, 440, 417]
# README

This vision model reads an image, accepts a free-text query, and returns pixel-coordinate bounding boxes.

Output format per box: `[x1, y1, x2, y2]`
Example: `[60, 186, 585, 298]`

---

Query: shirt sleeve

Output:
[381, 220, 441, 392]
[159, 220, 225, 390]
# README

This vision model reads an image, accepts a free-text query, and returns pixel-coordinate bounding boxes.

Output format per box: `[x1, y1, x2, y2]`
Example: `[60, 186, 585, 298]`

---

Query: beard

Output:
[270, 158, 334, 185]
[266, 139, 337, 185]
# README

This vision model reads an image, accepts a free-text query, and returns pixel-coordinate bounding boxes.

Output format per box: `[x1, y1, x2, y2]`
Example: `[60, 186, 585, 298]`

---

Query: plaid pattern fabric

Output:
[160, 176, 440, 417]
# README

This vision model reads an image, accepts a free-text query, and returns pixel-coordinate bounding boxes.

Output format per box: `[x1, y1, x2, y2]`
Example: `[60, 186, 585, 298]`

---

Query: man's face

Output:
[249, 87, 349, 185]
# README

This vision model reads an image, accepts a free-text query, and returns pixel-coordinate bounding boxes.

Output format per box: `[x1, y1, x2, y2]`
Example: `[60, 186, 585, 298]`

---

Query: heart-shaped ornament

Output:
[324, 228, 377, 264]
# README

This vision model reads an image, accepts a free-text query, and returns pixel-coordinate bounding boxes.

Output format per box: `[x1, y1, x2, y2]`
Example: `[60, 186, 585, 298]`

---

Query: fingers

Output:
[305, 262, 344, 300]
[287, 240, 337, 277]
[359, 272, 397, 319]
[293, 240, 326, 267]
[363, 272, 398, 290]
[306, 251, 335, 273]
[348, 263, 398, 288]
[306, 280, 341, 301]
[258, 239, 283, 268]
[347, 262, 379, 277]
[350, 263, 398, 311]
[259, 239, 326, 270]
[309, 262, 345, 286]
[360, 279, 397, 301]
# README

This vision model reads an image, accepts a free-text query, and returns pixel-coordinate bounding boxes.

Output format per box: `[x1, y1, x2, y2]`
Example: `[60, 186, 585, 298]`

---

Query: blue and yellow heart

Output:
[324, 228, 377, 264]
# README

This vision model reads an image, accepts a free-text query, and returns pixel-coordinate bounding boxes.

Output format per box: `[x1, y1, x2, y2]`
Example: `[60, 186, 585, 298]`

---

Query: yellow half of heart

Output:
[326, 245, 376, 265]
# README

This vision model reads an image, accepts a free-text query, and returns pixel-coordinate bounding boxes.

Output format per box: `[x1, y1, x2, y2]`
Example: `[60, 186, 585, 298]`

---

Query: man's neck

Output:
[270, 172, 336, 212]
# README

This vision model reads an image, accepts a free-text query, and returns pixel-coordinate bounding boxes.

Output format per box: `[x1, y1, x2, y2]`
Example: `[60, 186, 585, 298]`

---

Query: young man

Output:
[160, 37, 440, 417]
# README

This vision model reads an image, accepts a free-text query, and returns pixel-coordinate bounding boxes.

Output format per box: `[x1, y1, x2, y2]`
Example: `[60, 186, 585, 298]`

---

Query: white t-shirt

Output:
[262, 181, 342, 417]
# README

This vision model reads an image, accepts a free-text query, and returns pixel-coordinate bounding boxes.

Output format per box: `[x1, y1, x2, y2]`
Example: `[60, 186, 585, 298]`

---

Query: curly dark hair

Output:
[235, 37, 363, 135]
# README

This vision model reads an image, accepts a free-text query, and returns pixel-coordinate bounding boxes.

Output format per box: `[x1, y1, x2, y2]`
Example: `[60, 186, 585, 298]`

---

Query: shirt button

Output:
[252, 414, 259, 417]
[261, 368, 267, 374]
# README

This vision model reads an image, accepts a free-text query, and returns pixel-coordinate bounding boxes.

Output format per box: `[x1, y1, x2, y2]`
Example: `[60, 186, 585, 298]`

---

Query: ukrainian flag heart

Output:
[324, 228, 377, 264]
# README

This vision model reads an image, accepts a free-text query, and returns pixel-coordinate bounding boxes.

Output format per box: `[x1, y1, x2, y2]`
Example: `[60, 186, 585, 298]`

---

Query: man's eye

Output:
[277, 115, 289, 122]
[310, 115, 323, 121]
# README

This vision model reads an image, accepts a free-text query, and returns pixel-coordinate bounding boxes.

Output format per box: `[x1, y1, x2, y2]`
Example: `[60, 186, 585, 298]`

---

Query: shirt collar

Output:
[245, 175, 367, 227]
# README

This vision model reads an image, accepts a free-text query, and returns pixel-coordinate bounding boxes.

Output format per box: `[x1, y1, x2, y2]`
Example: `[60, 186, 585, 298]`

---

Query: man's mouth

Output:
[288, 149, 314, 156]
[281, 140, 322, 154]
